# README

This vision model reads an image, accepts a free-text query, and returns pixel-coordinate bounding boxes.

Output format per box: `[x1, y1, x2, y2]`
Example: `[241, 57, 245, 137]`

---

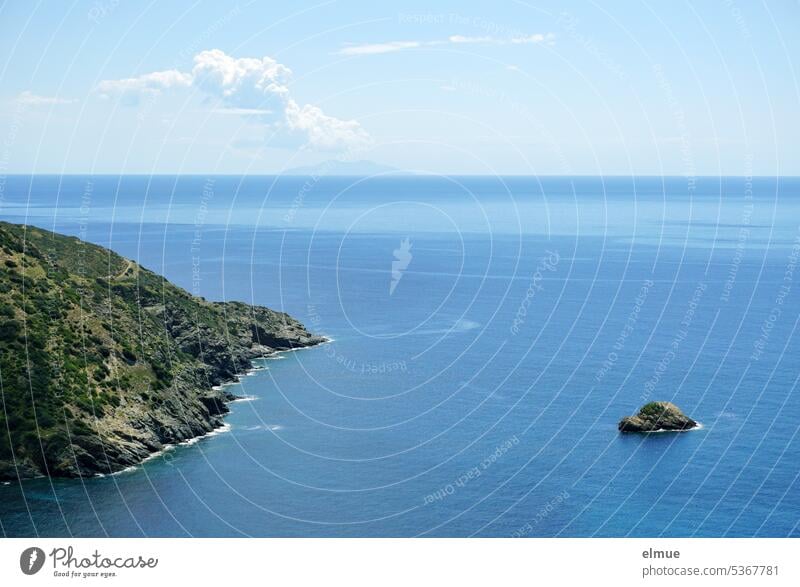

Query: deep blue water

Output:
[1, 175, 799, 537]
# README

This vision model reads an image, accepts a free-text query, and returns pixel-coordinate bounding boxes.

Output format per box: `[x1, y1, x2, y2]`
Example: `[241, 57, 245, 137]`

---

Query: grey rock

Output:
[618, 401, 698, 432]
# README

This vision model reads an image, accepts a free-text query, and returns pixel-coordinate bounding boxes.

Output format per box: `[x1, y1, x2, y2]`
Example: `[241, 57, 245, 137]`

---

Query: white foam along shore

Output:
[264, 339, 333, 359]
[211, 337, 331, 390]
[106, 423, 234, 476]
[107, 339, 330, 477]
[643, 422, 704, 434]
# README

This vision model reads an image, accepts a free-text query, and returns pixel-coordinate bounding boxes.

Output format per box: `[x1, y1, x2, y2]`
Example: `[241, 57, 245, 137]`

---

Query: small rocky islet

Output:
[618, 401, 698, 433]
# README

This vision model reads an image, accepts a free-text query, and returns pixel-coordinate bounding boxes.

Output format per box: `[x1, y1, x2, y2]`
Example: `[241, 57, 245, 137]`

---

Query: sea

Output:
[0, 174, 798, 537]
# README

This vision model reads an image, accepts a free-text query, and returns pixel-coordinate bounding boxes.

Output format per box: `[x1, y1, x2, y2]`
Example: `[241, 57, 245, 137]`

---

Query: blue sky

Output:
[0, 0, 797, 175]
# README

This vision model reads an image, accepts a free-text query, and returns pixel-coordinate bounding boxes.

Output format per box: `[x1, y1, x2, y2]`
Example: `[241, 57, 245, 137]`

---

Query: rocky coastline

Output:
[0, 222, 325, 480]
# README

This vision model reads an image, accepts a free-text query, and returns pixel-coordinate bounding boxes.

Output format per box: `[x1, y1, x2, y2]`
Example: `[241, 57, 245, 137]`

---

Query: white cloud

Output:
[510, 33, 556, 45]
[339, 33, 555, 55]
[17, 91, 76, 105]
[191, 49, 291, 109]
[338, 41, 425, 56]
[284, 99, 371, 151]
[447, 35, 493, 44]
[95, 49, 370, 151]
[95, 70, 192, 98]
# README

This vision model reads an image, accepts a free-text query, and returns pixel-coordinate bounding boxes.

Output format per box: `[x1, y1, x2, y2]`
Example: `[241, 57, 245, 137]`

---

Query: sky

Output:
[0, 0, 797, 175]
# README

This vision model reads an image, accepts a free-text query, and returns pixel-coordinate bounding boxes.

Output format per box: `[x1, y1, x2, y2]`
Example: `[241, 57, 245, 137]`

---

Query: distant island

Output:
[281, 159, 410, 176]
[618, 402, 699, 433]
[0, 222, 324, 480]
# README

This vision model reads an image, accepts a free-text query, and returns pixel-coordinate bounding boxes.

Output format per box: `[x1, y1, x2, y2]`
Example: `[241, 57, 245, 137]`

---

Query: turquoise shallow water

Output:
[0, 175, 799, 536]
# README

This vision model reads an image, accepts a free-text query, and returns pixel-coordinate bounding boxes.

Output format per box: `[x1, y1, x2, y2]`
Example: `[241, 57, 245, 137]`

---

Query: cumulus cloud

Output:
[191, 49, 291, 109]
[17, 91, 76, 105]
[95, 49, 370, 151]
[284, 99, 370, 150]
[338, 33, 555, 55]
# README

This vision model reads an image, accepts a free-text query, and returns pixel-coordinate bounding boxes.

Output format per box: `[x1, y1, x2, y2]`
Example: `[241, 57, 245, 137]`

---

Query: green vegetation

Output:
[0, 222, 321, 478]
[639, 402, 666, 416]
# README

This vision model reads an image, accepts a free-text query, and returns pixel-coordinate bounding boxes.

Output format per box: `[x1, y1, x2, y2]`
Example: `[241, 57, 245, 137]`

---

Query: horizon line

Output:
[3, 173, 799, 179]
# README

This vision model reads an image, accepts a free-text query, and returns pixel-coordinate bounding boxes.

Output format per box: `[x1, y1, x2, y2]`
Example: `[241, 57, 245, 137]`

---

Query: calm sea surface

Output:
[1, 175, 798, 537]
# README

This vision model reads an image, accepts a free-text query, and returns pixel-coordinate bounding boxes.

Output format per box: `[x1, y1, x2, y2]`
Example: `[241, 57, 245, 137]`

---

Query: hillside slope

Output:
[0, 222, 323, 479]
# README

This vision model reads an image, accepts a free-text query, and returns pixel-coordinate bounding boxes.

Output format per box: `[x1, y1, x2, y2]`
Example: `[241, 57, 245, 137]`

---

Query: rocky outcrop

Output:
[0, 221, 325, 480]
[618, 402, 698, 433]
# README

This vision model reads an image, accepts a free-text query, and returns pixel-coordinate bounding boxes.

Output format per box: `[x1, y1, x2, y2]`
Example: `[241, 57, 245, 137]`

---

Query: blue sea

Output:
[1, 175, 799, 537]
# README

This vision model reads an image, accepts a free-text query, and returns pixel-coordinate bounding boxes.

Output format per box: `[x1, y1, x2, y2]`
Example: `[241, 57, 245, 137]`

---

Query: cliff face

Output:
[0, 222, 324, 479]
